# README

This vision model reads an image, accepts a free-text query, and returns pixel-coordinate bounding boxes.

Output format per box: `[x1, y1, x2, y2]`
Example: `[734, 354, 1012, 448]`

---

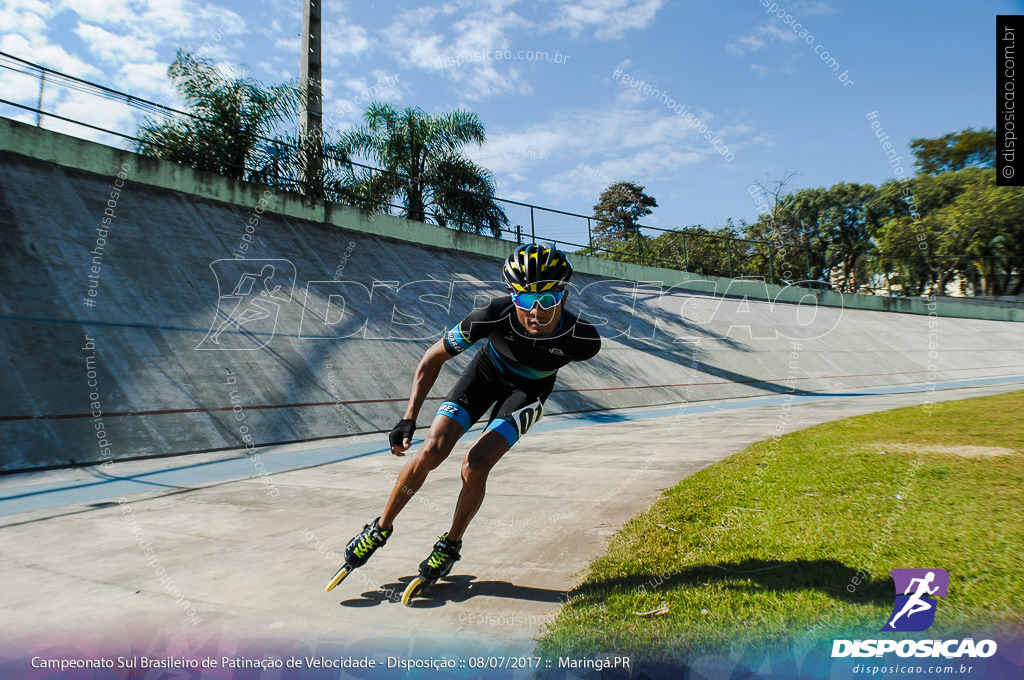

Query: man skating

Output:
[327, 243, 601, 596]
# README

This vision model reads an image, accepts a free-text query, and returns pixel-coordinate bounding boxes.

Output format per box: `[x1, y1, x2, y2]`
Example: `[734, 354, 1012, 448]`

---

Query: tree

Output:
[249, 129, 354, 201]
[910, 128, 996, 175]
[648, 223, 744, 278]
[744, 182, 883, 290]
[748, 171, 798, 240]
[591, 181, 658, 258]
[874, 169, 1024, 296]
[135, 50, 300, 181]
[337, 102, 508, 236]
[816, 182, 882, 292]
[745, 186, 830, 282]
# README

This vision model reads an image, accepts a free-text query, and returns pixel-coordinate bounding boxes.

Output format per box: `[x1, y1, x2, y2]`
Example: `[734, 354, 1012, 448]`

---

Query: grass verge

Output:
[535, 390, 1024, 663]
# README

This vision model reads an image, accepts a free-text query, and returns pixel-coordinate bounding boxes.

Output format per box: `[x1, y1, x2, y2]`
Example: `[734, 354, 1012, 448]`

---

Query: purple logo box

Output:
[890, 568, 949, 598]
[883, 568, 950, 632]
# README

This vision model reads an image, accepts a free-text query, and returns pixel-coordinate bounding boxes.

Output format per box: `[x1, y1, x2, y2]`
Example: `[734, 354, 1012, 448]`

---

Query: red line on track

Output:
[1, 365, 1021, 423]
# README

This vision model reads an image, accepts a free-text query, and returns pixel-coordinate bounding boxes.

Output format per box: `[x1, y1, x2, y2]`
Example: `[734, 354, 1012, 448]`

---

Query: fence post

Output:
[767, 245, 774, 285]
[727, 237, 734, 279]
[805, 247, 811, 281]
[36, 71, 46, 127]
[516, 224, 522, 244]
[273, 141, 280, 187]
[587, 218, 592, 251]
[683, 232, 689, 272]
[530, 206, 536, 242]
[635, 227, 642, 266]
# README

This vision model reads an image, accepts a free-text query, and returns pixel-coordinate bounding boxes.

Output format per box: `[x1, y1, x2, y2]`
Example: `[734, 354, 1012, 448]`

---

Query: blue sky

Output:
[1, 0, 1020, 246]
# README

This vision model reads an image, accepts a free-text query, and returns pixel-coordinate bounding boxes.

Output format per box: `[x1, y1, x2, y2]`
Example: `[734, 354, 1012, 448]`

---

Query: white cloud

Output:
[380, 0, 655, 100]
[274, 36, 301, 56]
[121, 61, 174, 94]
[264, 18, 283, 37]
[0, 32, 99, 79]
[58, 0, 134, 25]
[59, 0, 245, 42]
[47, 86, 139, 144]
[728, 1, 835, 57]
[727, 22, 799, 57]
[315, 71, 406, 132]
[452, 64, 532, 101]
[384, 3, 460, 69]
[0, 68, 40, 107]
[73, 23, 158, 63]
[341, 76, 368, 94]
[366, 70, 403, 99]
[402, 31, 448, 71]
[792, 1, 837, 16]
[478, 103, 734, 203]
[337, 70, 403, 101]
[549, 0, 664, 40]
[448, 7, 527, 54]
[323, 14, 373, 65]
[0, 0, 55, 36]
[467, 140, 552, 176]
[501, 190, 535, 202]
[384, 1, 534, 100]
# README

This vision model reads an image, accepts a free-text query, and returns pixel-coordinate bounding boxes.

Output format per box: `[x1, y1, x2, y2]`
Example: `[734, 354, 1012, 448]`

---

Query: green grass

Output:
[536, 390, 1024, 663]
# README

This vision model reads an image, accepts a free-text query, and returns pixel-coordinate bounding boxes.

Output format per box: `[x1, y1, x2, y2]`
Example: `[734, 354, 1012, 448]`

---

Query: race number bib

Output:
[510, 400, 544, 437]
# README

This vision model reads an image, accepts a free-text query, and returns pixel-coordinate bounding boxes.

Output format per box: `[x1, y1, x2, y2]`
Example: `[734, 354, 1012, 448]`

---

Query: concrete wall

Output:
[1, 117, 1022, 472]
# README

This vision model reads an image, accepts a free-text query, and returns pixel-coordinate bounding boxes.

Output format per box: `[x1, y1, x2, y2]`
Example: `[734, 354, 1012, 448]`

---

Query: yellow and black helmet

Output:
[502, 243, 573, 293]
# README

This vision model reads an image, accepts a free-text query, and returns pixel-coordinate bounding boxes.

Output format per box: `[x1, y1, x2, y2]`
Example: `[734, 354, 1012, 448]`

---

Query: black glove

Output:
[388, 419, 416, 449]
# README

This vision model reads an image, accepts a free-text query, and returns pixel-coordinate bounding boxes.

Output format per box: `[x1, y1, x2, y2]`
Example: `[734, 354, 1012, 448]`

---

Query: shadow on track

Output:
[339, 574, 565, 609]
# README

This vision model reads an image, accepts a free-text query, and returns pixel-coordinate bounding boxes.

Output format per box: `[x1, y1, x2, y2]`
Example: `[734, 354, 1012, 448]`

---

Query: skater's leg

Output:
[444, 390, 547, 542]
[379, 415, 463, 530]
[446, 430, 510, 542]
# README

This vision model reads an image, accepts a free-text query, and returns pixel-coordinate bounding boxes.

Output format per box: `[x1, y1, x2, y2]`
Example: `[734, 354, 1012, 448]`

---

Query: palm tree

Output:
[135, 50, 300, 182]
[337, 102, 508, 236]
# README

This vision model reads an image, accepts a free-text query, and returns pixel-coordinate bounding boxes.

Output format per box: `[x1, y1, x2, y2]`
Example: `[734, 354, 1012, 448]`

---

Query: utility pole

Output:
[299, 0, 322, 189]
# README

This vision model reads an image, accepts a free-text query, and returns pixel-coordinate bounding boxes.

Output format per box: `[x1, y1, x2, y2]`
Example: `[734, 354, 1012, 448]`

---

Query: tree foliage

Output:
[875, 169, 1024, 296]
[741, 164, 1022, 297]
[590, 181, 658, 257]
[135, 50, 300, 180]
[336, 102, 508, 236]
[910, 128, 996, 175]
[134, 53, 509, 233]
[647, 223, 744, 278]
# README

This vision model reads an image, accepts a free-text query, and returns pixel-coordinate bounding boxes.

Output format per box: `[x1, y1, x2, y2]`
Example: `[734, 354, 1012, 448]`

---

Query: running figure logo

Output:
[882, 568, 949, 632]
[196, 259, 296, 351]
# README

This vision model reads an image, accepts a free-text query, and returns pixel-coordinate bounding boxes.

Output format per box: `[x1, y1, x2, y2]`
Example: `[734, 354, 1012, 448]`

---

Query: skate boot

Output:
[325, 517, 391, 592]
[401, 533, 462, 605]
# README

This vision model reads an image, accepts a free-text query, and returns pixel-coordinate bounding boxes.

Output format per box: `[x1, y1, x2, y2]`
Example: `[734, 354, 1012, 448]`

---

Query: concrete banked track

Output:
[1, 118, 1023, 665]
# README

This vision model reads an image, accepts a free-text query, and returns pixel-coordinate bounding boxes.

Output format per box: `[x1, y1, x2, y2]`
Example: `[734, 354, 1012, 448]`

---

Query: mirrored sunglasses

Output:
[511, 290, 565, 310]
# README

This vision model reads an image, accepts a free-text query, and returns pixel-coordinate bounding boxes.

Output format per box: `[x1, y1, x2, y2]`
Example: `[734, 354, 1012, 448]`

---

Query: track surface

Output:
[0, 378, 1021, 658]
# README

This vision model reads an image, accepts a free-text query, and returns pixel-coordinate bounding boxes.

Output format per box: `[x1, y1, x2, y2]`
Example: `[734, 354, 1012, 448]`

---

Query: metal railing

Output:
[1, 50, 1020, 299]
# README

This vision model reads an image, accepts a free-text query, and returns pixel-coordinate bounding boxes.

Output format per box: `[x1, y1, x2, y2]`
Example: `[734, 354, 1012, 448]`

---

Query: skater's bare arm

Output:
[389, 340, 455, 456]
[403, 339, 452, 421]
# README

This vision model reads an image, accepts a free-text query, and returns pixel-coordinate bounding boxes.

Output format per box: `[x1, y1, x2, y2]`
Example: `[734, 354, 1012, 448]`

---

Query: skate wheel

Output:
[325, 565, 352, 592]
[402, 576, 426, 606]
